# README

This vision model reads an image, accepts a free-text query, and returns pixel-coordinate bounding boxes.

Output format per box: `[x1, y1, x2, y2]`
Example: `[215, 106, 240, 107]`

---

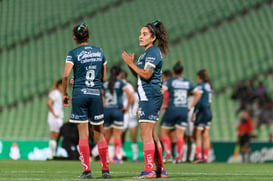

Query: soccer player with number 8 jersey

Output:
[62, 22, 110, 179]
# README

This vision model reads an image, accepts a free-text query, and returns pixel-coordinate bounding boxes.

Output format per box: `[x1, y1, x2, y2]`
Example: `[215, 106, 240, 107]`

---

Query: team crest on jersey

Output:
[138, 109, 145, 118]
[137, 54, 145, 63]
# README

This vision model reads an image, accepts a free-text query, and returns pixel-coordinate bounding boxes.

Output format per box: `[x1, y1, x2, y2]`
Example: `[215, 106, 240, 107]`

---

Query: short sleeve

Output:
[120, 80, 127, 90]
[100, 48, 107, 65]
[143, 48, 161, 73]
[188, 81, 195, 92]
[102, 82, 107, 91]
[162, 80, 169, 91]
[196, 85, 204, 94]
[49, 90, 58, 101]
[66, 50, 74, 65]
[125, 82, 134, 93]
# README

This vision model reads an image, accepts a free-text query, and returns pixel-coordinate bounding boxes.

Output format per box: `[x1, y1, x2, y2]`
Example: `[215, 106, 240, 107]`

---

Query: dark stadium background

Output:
[0, 0, 272, 162]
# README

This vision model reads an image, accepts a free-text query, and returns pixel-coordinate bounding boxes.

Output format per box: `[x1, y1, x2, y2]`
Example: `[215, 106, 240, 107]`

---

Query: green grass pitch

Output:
[0, 160, 272, 180]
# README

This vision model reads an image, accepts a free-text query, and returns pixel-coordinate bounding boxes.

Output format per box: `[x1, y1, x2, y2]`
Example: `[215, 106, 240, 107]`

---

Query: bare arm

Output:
[123, 87, 134, 113]
[122, 51, 153, 80]
[47, 98, 59, 118]
[188, 89, 202, 111]
[160, 86, 168, 114]
[101, 64, 107, 82]
[62, 62, 73, 106]
[128, 66, 137, 78]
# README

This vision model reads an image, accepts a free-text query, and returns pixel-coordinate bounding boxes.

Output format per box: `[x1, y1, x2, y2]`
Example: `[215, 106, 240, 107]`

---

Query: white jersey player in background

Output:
[121, 71, 139, 162]
[47, 79, 64, 159]
[181, 95, 196, 162]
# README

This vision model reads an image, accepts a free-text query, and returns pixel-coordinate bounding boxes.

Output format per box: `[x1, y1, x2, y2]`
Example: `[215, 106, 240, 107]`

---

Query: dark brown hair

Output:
[108, 66, 122, 94]
[173, 61, 183, 75]
[197, 69, 213, 90]
[73, 22, 89, 43]
[146, 20, 169, 57]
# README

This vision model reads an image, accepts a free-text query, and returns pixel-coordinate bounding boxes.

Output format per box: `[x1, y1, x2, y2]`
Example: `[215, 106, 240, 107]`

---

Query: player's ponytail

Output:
[172, 61, 184, 75]
[108, 66, 121, 94]
[197, 69, 213, 90]
[73, 22, 89, 43]
[146, 20, 169, 57]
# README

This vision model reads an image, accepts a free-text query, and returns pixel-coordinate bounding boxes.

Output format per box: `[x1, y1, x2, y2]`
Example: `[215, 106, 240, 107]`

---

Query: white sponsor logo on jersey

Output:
[78, 51, 101, 60]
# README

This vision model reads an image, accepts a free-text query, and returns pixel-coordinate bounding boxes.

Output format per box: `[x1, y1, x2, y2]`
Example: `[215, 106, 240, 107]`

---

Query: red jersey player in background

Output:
[237, 109, 254, 163]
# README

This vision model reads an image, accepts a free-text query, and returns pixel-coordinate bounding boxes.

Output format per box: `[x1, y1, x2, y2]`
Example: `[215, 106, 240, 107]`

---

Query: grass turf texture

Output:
[0, 160, 272, 180]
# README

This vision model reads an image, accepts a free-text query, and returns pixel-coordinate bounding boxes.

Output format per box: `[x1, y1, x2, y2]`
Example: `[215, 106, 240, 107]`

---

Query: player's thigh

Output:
[123, 112, 130, 130]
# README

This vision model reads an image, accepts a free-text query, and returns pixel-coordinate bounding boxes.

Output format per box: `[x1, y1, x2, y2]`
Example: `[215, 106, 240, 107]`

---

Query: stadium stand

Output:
[0, 0, 272, 141]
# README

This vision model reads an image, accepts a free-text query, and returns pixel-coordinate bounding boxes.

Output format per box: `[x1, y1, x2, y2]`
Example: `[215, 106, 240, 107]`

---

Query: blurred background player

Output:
[237, 109, 254, 163]
[47, 79, 63, 159]
[122, 20, 169, 178]
[193, 69, 213, 163]
[160, 62, 201, 163]
[160, 69, 175, 163]
[102, 66, 133, 163]
[121, 71, 139, 162]
[161, 69, 172, 115]
[57, 122, 79, 160]
[181, 94, 196, 163]
[62, 22, 110, 179]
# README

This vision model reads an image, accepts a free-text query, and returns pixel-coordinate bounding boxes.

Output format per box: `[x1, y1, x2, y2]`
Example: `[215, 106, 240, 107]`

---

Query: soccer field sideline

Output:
[0, 160, 273, 181]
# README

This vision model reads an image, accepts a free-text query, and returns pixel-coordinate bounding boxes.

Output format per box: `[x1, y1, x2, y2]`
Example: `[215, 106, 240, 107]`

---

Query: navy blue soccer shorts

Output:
[69, 90, 104, 125]
[104, 108, 124, 129]
[138, 96, 163, 123]
[194, 106, 212, 130]
[161, 107, 188, 129]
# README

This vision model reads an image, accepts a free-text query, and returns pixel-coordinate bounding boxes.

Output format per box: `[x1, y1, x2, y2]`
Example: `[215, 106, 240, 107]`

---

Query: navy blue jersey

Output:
[163, 77, 195, 108]
[137, 46, 162, 101]
[66, 45, 106, 91]
[103, 79, 127, 109]
[195, 82, 213, 109]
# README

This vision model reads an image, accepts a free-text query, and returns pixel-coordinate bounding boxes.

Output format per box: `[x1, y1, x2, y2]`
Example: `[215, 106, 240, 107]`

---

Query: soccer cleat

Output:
[133, 159, 140, 163]
[163, 156, 173, 163]
[102, 170, 111, 179]
[134, 170, 157, 179]
[160, 170, 168, 178]
[173, 157, 182, 164]
[194, 159, 205, 164]
[155, 170, 168, 178]
[113, 156, 123, 164]
[79, 171, 92, 179]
